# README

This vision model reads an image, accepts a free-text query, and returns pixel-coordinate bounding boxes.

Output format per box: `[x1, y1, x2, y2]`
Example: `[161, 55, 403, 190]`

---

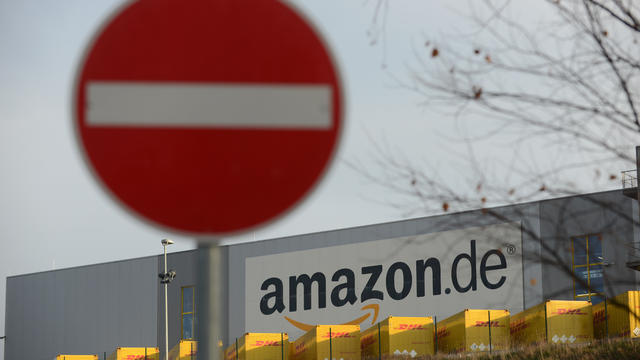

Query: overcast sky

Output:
[0, 1, 630, 359]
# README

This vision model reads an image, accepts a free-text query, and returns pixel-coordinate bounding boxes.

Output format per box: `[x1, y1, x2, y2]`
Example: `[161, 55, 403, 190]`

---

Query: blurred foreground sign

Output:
[73, 0, 343, 236]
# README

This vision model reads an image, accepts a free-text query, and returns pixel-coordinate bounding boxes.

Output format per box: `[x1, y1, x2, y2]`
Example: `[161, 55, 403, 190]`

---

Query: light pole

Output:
[159, 239, 176, 360]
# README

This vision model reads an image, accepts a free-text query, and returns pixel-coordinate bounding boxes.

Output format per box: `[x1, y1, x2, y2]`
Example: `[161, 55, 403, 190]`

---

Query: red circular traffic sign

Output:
[74, 0, 343, 236]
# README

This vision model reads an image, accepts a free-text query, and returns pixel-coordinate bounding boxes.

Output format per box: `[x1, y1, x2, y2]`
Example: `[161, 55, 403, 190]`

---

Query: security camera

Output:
[161, 239, 174, 246]
[168, 270, 177, 279]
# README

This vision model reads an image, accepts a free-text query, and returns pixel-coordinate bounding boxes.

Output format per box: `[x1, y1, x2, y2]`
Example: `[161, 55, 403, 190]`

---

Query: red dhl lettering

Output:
[394, 324, 426, 330]
[509, 318, 528, 334]
[252, 340, 281, 347]
[294, 341, 306, 354]
[436, 326, 449, 338]
[474, 320, 504, 327]
[593, 309, 606, 322]
[360, 334, 376, 349]
[552, 308, 588, 315]
[321, 332, 353, 338]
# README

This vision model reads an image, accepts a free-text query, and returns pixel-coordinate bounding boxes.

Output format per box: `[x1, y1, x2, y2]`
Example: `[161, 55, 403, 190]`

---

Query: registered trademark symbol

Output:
[504, 244, 516, 255]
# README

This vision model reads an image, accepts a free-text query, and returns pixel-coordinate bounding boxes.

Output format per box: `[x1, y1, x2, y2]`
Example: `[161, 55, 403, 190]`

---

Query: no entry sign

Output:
[74, 0, 343, 236]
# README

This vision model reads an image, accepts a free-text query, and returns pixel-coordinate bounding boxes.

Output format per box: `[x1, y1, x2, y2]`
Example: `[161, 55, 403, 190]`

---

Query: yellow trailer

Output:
[436, 309, 510, 353]
[55, 356, 98, 360]
[106, 347, 159, 360]
[360, 316, 434, 358]
[225, 342, 237, 360]
[169, 340, 197, 360]
[292, 325, 360, 360]
[289, 341, 294, 360]
[593, 291, 640, 339]
[225, 333, 289, 360]
[510, 300, 592, 346]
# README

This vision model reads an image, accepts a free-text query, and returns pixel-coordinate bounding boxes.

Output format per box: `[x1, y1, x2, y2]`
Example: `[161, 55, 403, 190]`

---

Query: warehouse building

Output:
[5, 189, 640, 360]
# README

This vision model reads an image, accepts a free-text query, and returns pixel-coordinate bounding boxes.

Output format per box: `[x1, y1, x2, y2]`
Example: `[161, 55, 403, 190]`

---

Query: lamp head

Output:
[161, 238, 174, 246]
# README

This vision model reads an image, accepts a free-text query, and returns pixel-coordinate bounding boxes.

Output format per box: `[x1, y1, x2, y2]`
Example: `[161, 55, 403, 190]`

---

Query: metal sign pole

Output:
[604, 298, 609, 339]
[196, 242, 226, 360]
[544, 302, 549, 343]
[377, 322, 381, 360]
[487, 311, 492, 354]
[434, 316, 437, 355]
[329, 328, 332, 360]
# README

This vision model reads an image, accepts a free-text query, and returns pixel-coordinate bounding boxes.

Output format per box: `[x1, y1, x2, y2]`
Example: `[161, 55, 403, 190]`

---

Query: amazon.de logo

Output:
[257, 240, 510, 331]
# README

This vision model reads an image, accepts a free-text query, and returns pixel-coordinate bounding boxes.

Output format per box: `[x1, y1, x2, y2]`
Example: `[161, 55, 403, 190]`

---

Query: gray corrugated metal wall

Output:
[156, 251, 198, 360]
[3, 190, 637, 358]
[226, 201, 544, 341]
[5, 256, 158, 360]
[539, 190, 637, 300]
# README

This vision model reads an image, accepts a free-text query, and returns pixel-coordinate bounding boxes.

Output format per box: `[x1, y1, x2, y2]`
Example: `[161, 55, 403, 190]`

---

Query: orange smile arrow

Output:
[284, 304, 380, 332]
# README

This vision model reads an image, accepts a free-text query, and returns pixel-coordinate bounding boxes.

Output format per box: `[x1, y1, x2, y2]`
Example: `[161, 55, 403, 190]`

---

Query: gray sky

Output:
[0, 1, 449, 357]
[0, 1, 630, 359]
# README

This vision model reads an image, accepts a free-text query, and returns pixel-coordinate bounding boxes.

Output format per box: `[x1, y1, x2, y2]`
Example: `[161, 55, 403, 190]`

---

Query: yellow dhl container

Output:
[55, 356, 98, 360]
[107, 347, 159, 360]
[225, 333, 290, 360]
[436, 309, 510, 353]
[510, 300, 592, 346]
[360, 316, 434, 358]
[169, 340, 197, 360]
[225, 342, 237, 360]
[593, 291, 640, 338]
[292, 325, 360, 360]
[289, 341, 294, 360]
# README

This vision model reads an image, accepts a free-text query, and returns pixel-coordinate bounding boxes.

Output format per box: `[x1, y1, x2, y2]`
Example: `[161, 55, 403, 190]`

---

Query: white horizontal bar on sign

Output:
[86, 82, 332, 129]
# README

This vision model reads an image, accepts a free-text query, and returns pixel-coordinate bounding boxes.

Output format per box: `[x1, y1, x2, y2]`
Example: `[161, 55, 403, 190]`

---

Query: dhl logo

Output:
[474, 320, 504, 327]
[436, 326, 449, 338]
[123, 356, 156, 360]
[294, 341, 306, 354]
[321, 331, 354, 338]
[251, 340, 282, 347]
[509, 319, 528, 334]
[394, 324, 427, 330]
[360, 334, 376, 348]
[552, 308, 588, 315]
[593, 309, 606, 322]
[226, 348, 237, 358]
